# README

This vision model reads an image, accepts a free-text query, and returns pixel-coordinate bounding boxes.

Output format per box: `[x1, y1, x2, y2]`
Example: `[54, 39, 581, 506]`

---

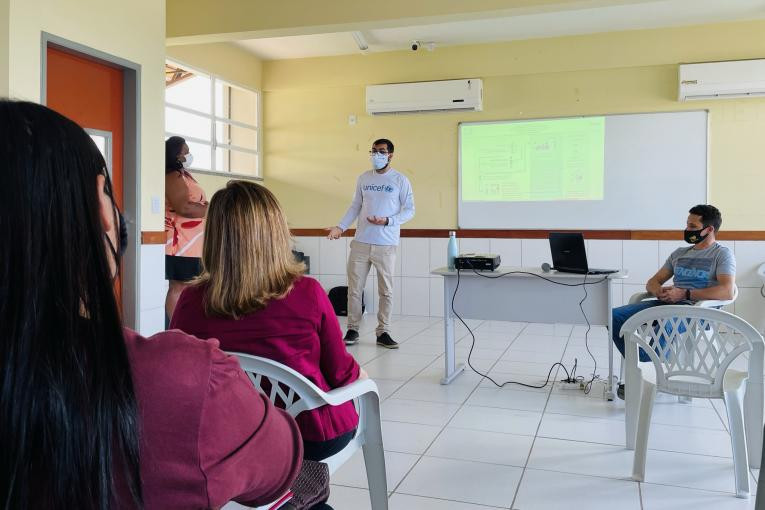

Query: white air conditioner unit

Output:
[678, 59, 765, 101]
[366, 79, 482, 115]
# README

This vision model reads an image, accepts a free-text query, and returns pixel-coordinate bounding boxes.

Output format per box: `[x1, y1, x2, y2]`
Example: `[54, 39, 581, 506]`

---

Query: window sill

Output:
[190, 168, 263, 182]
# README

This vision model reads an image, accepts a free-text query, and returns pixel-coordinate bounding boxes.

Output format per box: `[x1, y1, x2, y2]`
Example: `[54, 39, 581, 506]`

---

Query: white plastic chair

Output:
[620, 306, 764, 498]
[224, 353, 388, 510]
[622, 286, 739, 403]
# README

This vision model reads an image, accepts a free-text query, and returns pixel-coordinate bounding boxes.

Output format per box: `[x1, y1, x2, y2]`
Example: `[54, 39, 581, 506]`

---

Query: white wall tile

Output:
[401, 238, 431, 277]
[139, 307, 165, 337]
[734, 287, 765, 334]
[459, 238, 491, 255]
[293, 236, 320, 275]
[430, 277, 445, 317]
[610, 281, 625, 307]
[734, 241, 765, 288]
[622, 240, 658, 285]
[140, 245, 166, 311]
[521, 238, 550, 268]
[622, 283, 649, 306]
[429, 237, 450, 273]
[319, 237, 348, 275]
[490, 238, 522, 266]
[318, 274, 347, 292]
[401, 277, 431, 316]
[586, 240, 623, 271]
[658, 240, 684, 263]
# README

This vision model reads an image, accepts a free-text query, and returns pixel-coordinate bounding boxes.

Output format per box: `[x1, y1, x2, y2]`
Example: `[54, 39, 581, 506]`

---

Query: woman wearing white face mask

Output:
[165, 136, 208, 321]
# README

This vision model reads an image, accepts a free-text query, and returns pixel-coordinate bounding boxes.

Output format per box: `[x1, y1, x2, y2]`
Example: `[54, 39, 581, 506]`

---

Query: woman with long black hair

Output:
[0, 101, 302, 509]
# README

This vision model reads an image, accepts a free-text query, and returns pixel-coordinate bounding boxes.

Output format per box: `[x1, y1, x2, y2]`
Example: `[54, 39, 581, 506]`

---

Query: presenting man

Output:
[612, 204, 736, 398]
[326, 139, 415, 349]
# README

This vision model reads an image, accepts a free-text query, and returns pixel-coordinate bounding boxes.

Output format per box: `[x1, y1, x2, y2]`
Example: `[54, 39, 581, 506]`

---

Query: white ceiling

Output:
[234, 0, 765, 60]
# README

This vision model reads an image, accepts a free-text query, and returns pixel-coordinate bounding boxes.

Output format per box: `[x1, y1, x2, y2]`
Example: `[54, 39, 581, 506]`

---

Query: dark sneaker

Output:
[344, 329, 359, 345]
[617, 383, 625, 400]
[376, 332, 399, 349]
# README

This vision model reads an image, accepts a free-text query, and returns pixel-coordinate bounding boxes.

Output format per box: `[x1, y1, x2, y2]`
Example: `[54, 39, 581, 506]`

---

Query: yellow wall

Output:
[263, 19, 765, 230]
[0, 0, 8, 96]
[7, 0, 166, 230]
[166, 42, 263, 196]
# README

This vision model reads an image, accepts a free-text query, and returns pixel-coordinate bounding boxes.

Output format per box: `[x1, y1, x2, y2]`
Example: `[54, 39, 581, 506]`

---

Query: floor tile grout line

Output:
[508, 326, 572, 510]
[366, 320, 491, 497]
[383, 319, 493, 497]
[386, 317, 535, 498]
[541, 409, 731, 432]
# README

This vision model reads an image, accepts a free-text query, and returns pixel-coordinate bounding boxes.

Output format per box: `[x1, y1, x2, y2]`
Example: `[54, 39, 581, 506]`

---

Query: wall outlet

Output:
[151, 196, 161, 214]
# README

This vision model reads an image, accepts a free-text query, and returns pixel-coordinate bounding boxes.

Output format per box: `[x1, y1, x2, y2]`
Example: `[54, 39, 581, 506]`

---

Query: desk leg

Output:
[441, 277, 464, 385]
[607, 279, 615, 401]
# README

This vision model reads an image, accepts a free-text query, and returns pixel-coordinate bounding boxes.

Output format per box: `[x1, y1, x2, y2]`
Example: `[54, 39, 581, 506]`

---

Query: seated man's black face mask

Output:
[684, 226, 709, 245]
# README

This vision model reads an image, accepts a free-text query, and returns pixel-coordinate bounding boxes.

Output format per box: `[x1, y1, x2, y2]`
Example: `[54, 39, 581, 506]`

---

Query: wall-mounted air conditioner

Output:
[679, 59, 765, 101]
[366, 79, 482, 115]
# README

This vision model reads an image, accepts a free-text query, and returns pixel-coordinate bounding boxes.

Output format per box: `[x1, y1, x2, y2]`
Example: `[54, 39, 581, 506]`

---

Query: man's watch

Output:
[385, 217, 389, 226]
[685, 289, 692, 301]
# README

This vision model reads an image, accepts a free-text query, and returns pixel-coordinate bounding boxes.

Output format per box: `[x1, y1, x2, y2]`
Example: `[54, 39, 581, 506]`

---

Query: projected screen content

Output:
[461, 117, 606, 202]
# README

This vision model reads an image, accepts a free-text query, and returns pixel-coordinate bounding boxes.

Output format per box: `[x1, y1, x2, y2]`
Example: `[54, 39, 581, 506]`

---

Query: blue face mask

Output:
[371, 152, 389, 170]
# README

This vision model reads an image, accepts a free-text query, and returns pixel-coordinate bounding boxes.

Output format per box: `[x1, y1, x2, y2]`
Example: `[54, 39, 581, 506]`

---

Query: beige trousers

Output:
[347, 240, 397, 336]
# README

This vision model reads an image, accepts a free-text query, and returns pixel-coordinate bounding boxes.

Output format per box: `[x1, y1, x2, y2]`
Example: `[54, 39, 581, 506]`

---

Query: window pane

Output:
[166, 71, 212, 114]
[184, 140, 212, 171]
[165, 107, 212, 142]
[217, 148, 257, 176]
[216, 80, 257, 126]
[215, 121, 257, 151]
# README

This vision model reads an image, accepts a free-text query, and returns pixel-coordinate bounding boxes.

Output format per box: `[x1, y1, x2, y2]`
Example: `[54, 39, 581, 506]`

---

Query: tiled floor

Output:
[327, 314, 759, 510]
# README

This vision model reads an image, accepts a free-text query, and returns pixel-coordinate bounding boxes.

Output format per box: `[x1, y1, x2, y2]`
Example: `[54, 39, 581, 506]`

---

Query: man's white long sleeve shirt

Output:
[337, 168, 415, 246]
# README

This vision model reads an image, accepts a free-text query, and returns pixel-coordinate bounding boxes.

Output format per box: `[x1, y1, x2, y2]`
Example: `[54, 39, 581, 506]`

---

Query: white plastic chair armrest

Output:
[321, 378, 380, 407]
[628, 292, 654, 305]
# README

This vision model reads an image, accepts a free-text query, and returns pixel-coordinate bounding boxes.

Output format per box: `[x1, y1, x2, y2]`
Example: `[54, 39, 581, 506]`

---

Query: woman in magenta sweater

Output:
[0, 101, 302, 509]
[172, 180, 365, 461]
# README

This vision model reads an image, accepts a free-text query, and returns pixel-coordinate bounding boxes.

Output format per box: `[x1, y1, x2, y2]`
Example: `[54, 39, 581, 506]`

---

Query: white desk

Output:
[431, 266, 627, 399]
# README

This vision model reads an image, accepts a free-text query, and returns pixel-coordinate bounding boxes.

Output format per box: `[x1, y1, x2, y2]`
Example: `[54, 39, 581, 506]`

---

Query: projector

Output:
[454, 253, 501, 271]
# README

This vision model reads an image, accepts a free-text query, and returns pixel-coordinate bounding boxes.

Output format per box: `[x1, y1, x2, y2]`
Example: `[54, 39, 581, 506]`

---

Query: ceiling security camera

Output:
[411, 40, 420, 51]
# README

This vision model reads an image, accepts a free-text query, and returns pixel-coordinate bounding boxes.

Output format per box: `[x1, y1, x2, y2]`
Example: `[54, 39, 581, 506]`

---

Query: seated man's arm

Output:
[646, 267, 673, 299]
[687, 273, 735, 302]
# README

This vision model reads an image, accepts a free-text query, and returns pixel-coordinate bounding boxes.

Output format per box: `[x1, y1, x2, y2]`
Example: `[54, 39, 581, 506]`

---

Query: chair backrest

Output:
[620, 306, 764, 397]
[231, 352, 328, 418]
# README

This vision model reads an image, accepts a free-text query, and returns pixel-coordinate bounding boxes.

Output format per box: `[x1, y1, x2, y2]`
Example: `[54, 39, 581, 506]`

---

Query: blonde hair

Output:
[198, 180, 305, 318]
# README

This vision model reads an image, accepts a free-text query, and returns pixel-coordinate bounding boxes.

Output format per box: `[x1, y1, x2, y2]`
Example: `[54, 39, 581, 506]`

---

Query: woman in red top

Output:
[0, 101, 302, 509]
[165, 136, 208, 320]
[172, 180, 366, 461]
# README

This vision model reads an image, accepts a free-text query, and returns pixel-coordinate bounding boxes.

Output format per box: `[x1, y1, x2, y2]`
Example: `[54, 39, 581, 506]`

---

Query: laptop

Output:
[548, 233, 618, 275]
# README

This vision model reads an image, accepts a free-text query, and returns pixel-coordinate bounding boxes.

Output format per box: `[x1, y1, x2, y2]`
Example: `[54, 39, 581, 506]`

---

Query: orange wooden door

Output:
[46, 46, 125, 304]
[46, 46, 124, 208]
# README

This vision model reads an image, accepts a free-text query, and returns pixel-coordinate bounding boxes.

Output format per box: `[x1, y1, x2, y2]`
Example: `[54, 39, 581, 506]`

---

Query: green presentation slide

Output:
[461, 117, 606, 202]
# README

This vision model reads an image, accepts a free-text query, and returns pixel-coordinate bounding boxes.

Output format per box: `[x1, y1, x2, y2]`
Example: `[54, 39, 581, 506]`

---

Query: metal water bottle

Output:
[447, 231, 458, 271]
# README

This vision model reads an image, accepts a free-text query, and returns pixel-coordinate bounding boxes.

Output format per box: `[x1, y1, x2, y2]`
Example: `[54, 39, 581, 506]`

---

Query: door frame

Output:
[41, 32, 142, 330]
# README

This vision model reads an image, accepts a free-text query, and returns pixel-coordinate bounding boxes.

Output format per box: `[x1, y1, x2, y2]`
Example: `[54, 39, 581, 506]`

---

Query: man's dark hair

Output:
[373, 138, 394, 153]
[689, 204, 722, 232]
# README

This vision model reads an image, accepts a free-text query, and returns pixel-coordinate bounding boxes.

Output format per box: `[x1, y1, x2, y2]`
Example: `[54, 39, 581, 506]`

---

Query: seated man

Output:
[612, 204, 736, 399]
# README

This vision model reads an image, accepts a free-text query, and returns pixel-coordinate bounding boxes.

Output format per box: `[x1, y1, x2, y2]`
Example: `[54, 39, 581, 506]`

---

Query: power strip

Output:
[557, 380, 581, 391]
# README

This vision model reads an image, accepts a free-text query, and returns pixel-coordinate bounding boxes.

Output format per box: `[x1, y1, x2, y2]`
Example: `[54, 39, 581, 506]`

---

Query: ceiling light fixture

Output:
[351, 31, 369, 51]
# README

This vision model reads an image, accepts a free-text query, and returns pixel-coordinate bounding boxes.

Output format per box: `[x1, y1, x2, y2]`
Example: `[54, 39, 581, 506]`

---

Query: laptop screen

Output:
[549, 233, 589, 273]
